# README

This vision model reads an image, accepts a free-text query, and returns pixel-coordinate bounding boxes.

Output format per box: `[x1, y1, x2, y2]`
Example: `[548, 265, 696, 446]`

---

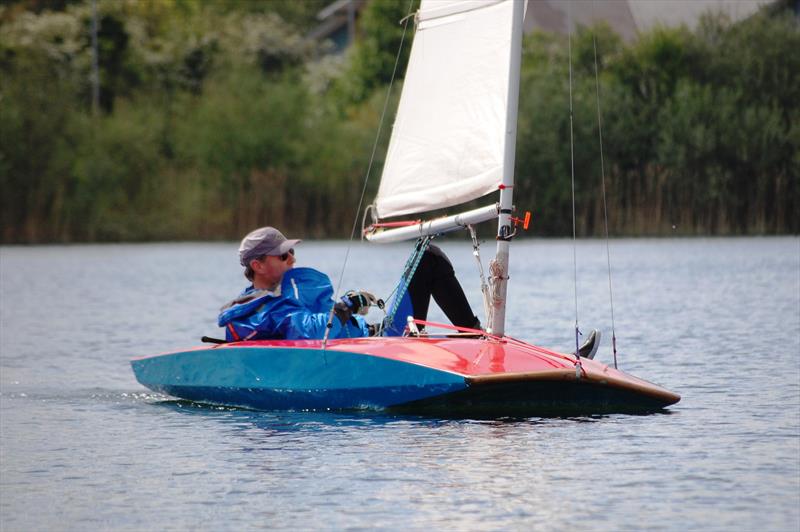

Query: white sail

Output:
[373, 0, 517, 219]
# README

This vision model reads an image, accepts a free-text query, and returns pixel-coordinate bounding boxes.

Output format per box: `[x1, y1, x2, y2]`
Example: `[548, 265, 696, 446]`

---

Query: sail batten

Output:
[374, 0, 516, 219]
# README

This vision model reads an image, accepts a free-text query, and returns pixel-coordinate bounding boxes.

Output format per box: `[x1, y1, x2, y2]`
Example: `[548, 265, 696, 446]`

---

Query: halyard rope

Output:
[468, 225, 493, 328]
[592, 20, 619, 369]
[568, 3, 583, 377]
[323, 0, 416, 349]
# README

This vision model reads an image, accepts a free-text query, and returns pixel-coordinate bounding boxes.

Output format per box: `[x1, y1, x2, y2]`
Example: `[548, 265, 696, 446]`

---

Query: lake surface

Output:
[1, 238, 798, 531]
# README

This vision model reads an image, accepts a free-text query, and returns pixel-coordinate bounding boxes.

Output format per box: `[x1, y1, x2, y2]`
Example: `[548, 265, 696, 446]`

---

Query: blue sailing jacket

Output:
[218, 267, 369, 341]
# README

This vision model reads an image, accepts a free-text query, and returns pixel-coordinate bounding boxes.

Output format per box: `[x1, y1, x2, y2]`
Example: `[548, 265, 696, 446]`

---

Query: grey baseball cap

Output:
[238, 227, 301, 266]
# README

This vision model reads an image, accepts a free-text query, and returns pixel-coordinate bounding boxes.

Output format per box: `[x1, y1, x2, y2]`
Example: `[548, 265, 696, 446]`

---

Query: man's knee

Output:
[423, 245, 455, 277]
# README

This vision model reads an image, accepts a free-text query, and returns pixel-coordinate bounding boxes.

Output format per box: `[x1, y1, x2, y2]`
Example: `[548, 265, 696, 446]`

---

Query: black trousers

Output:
[407, 245, 479, 329]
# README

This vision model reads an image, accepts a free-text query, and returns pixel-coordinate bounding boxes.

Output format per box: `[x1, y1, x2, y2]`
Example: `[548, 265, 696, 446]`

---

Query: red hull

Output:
[225, 335, 681, 408]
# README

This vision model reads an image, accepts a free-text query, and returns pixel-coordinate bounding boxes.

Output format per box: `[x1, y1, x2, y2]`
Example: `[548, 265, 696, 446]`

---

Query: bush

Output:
[0, 1, 796, 242]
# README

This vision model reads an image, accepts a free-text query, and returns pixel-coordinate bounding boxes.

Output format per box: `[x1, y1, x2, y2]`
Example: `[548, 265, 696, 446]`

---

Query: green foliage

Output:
[517, 8, 798, 236]
[206, 0, 328, 33]
[0, 46, 79, 241]
[0, 0, 797, 242]
[68, 103, 163, 239]
[335, 0, 419, 105]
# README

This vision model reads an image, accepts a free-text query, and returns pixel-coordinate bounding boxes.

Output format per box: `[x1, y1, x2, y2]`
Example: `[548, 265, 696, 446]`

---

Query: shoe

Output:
[577, 329, 601, 360]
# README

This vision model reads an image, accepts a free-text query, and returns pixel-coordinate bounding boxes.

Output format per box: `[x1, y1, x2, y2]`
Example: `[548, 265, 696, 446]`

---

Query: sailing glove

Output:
[367, 322, 382, 336]
[333, 301, 353, 325]
[342, 290, 378, 316]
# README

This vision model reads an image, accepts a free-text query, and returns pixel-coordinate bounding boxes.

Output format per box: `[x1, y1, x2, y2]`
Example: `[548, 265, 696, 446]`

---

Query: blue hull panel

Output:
[132, 346, 467, 411]
[150, 383, 465, 411]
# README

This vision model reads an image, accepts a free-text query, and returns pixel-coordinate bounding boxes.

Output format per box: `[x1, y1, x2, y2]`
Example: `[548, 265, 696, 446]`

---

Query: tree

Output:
[338, 0, 418, 104]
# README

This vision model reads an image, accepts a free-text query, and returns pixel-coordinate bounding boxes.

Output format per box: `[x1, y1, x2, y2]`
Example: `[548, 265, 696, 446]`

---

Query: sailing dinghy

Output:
[132, 0, 679, 416]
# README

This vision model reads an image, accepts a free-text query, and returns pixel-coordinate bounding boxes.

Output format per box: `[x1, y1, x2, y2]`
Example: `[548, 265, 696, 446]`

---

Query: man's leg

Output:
[408, 245, 479, 328]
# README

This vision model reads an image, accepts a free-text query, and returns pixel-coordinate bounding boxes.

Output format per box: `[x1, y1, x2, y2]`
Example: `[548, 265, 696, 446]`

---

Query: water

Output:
[1, 238, 798, 531]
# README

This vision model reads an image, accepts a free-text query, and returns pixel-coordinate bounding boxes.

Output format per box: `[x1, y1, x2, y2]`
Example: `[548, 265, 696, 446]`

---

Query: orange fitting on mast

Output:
[510, 211, 532, 230]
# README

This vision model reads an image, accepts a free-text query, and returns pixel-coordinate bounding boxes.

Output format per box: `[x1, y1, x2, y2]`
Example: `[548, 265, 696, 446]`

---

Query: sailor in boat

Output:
[218, 226, 481, 342]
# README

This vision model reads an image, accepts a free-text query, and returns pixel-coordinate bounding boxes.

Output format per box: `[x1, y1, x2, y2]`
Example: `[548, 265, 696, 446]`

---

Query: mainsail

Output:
[373, 0, 518, 219]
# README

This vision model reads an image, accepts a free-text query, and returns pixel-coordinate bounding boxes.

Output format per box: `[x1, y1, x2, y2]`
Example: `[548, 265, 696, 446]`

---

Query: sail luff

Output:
[488, 0, 525, 337]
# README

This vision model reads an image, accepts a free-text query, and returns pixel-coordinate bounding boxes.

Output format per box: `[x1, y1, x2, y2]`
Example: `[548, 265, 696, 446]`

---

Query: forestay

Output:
[373, 0, 517, 219]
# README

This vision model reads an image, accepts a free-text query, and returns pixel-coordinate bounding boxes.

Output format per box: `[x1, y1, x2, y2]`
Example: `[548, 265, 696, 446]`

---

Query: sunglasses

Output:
[277, 248, 295, 261]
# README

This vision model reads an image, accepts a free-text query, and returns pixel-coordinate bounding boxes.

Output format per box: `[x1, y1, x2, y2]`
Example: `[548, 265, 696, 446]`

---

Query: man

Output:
[218, 226, 481, 342]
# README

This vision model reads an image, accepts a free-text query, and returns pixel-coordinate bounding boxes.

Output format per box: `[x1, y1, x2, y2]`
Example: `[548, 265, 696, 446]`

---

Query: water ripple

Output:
[1, 238, 798, 531]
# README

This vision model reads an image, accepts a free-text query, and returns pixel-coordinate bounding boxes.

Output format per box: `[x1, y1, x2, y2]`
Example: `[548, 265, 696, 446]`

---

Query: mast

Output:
[489, 0, 525, 337]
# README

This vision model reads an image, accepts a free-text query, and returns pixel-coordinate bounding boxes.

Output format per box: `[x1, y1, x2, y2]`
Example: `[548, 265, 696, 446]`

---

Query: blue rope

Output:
[383, 237, 432, 332]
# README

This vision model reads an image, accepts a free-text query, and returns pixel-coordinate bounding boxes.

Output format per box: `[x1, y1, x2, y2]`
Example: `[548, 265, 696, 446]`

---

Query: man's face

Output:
[251, 249, 296, 287]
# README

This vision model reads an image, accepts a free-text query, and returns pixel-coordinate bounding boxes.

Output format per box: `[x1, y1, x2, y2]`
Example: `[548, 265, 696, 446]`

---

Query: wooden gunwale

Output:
[466, 368, 681, 404]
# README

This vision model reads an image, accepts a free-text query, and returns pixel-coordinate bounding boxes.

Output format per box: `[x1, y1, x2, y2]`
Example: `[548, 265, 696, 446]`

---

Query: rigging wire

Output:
[322, 0, 417, 348]
[567, 4, 583, 377]
[591, 25, 619, 370]
[468, 225, 493, 327]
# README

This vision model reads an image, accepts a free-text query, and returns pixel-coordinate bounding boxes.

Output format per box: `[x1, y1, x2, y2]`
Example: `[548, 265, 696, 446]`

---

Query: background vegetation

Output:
[1, 0, 797, 243]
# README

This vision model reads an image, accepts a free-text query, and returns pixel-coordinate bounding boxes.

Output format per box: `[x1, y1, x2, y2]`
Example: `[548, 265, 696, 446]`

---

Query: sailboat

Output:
[131, 0, 679, 416]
